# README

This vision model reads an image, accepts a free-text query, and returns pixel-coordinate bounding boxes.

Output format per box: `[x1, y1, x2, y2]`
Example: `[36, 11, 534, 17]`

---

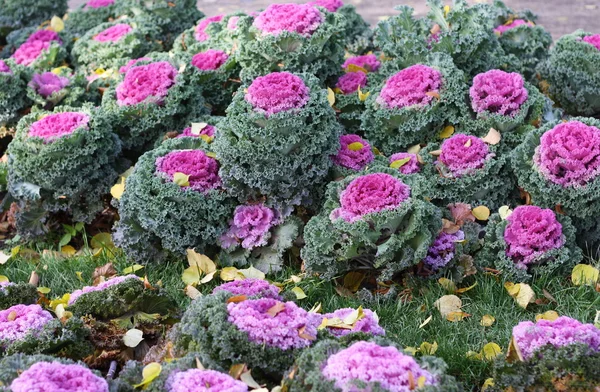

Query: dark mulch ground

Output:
[68, 0, 600, 40]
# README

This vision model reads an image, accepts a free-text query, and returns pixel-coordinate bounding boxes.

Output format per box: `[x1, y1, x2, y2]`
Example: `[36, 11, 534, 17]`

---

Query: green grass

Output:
[1, 249, 599, 390]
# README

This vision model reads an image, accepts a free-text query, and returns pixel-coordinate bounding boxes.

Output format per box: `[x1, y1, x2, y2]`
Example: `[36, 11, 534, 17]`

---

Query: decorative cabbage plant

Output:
[113, 137, 236, 262]
[26, 68, 101, 110]
[0, 59, 31, 130]
[0, 282, 38, 310]
[212, 278, 282, 300]
[512, 118, 600, 219]
[302, 168, 441, 280]
[71, 19, 162, 71]
[231, 4, 346, 83]
[478, 205, 582, 281]
[64, 0, 118, 38]
[329, 133, 377, 178]
[8, 29, 67, 71]
[7, 107, 122, 236]
[286, 339, 459, 392]
[537, 30, 600, 116]
[0, 0, 67, 38]
[361, 53, 469, 154]
[173, 291, 322, 379]
[213, 72, 341, 208]
[420, 133, 516, 210]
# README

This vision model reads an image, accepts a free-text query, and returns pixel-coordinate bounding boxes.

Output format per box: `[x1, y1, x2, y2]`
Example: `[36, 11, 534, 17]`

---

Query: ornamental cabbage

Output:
[331, 134, 375, 173]
[0, 282, 37, 310]
[212, 278, 281, 299]
[64, 0, 118, 38]
[0, 59, 31, 129]
[10, 361, 109, 392]
[0, 0, 67, 38]
[10, 29, 66, 70]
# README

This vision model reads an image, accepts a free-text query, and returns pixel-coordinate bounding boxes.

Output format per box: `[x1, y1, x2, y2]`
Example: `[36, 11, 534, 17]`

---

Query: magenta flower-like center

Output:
[29, 72, 70, 98]
[245, 72, 310, 115]
[253, 4, 323, 37]
[322, 308, 384, 337]
[10, 362, 109, 392]
[376, 65, 442, 109]
[533, 121, 600, 188]
[220, 204, 278, 249]
[93, 24, 133, 42]
[335, 72, 367, 95]
[155, 149, 221, 192]
[213, 278, 281, 299]
[12, 41, 50, 66]
[470, 69, 528, 116]
[583, 34, 600, 50]
[86, 0, 115, 8]
[69, 275, 139, 305]
[309, 0, 344, 12]
[342, 54, 381, 72]
[116, 61, 178, 106]
[191, 49, 229, 71]
[331, 134, 374, 170]
[28, 112, 90, 142]
[227, 298, 321, 350]
[330, 173, 411, 223]
[512, 316, 600, 360]
[503, 205, 564, 268]
[321, 341, 437, 391]
[494, 19, 533, 34]
[0, 60, 11, 74]
[26, 30, 61, 44]
[168, 369, 248, 392]
[423, 230, 465, 271]
[439, 134, 492, 177]
[195, 15, 224, 42]
[0, 304, 54, 342]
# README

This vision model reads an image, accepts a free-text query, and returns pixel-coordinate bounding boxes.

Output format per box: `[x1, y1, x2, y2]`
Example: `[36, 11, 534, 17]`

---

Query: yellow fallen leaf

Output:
[191, 122, 208, 135]
[505, 282, 535, 309]
[185, 285, 202, 299]
[419, 315, 432, 328]
[444, 5, 451, 16]
[342, 306, 364, 325]
[390, 157, 411, 169]
[429, 149, 442, 156]
[419, 341, 438, 355]
[186, 250, 216, 274]
[37, 287, 51, 294]
[481, 128, 501, 145]
[446, 311, 470, 322]
[123, 264, 144, 274]
[309, 302, 322, 313]
[407, 144, 421, 154]
[357, 86, 370, 101]
[133, 363, 162, 388]
[220, 267, 243, 281]
[464, 138, 472, 147]
[200, 270, 216, 284]
[239, 265, 265, 280]
[347, 142, 364, 151]
[482, 378, 495, 391]
[472, 206, 490, 221]
[206, 152, 217, 159]
[345, 64, 368, 73]
[482, 342, 502, 360]
[60, 245, 76, 256]
[506, 336, 524, 363]
[327, 87, 335, 107]
[182, 266, 201, 286]
[439, 125, 455, 139]
[110, 178, 125, 200]
[571, 264, 599, 286]
[456, 282, 478, 294]
[480, 314, 495, 327]
[50, 16, 64, 32]
[434, 294, 462, 317]
[240, 370, 262, 389]
[173, 172, 190, 187]
[535, 310, 559, 321]
[55, 304, 72, 320]
[292, 286, 307, 299]
[123, 328, 144, 348]
[498, 205, 513, 220]
[438, 277, 457, 293]
[0, 251, 10, 265]
[266, 302, 286, 317]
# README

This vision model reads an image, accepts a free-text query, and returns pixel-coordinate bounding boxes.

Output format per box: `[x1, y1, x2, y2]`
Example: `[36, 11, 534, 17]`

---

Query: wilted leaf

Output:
[342, 306, 364, 325]
[434, 295, 462, 317]
[133, 363, 162, 388]
[327, 87, 335, 106]
[226, 295, 247, 304]
[472, 206, 490, 221]
[449, 203, 476, 225]
[240, 370, 261, 389]
[298, 325, 316, 340]
[456, 282, 477, 294]
[482, 378, 495, 391]
[438, 278, 457, 293]
[229, 364, 246, 380]
[342, 271, 364, 292]
[29, 271, 39, 286]
[173, 172, 190, 187]
[123, 264, 144, 274]
[200, 271, 216, 284]
[419, 315, 432, 328]
[446, 311, 470, 322]
[439, 125, 454, 139]
[390, 157, 411, 169]
[292, 286, 307, 299]
[429, 149, 442, 156]
[419, 341, 438, 355]
[186, 250, 216, 273]
[185, 285, 202, 300]
[482, 128, 501, 145]
[50, 16, 64, 32]
[464, 138, 472, 147]
[123, 328, 144, 348]
[91, 233, 114, 249]
[426, 91, 440, 99]
[191, 122, 208, 135]
[571, 264, 599, 286]
[506, 336, 524, 363]
[482, 342, 502, 360]
[92, 262, 117, 285]
[55, 304, 72, 321]
[60, 245, 76, 256]
[309, 302, 322, 313]
[0, 251, 11, 265]
[239, 265, 265, 280]
[221, 267, 243, 281]
[498, 205, 513, 220]
[267, 302, 286, 317]
[480, 314, 495, 327]
[407, 144, 421, 154]
[182, 266, 201, 286]
[536, 310, 559, 321]
[345, 64, 368, 73]
[505, 282, 535, 309]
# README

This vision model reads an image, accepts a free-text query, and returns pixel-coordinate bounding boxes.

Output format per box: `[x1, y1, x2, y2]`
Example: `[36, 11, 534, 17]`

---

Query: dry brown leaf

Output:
[343, 272, 365, 292]
[266, 302, 286, 317]
[481, 128, 501, 145]
[434, 295, 462, 317]
[226, 295, 248, 304]
[92, 263, 117, 286]
[298, 326, 316, 341]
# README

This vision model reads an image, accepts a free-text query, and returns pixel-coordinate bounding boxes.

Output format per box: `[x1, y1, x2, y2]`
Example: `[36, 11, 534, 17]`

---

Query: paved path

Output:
[69, 0, 600, 40]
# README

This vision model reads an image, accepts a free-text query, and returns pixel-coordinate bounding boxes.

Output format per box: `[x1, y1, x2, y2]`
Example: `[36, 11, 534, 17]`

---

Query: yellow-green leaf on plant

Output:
[173, 172, 190, 187]
[480, 314, 495, 327]
[123, 328, 144, 348]
[472, 206, 490, 221]
[571, 264, 599, 286]
[357, 86, 370, 101]
[390, 157, 411, 169]
[123, 264, 144, 274]
[133, 363, 162, 388]
[482, 342, 502, 360]
[291, 286, 307, 300]
[347, 142, 364, 151]
[535, 310, 559, 321]
[239, 265, 265, 280]
[327, 87, 335, 106]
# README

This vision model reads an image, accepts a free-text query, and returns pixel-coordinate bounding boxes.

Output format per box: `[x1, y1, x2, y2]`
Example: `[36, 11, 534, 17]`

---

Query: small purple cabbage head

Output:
[227, 298, 321, 350]
[469, 69, 528, 116]
[28, 112, 90, 143]
[342, 54, 381, 72]
[321, 341, 437, 391]
[438, 134, 493, 177]
[10, 361, 109, 392]
[155, 149, 221, 192]
[322, 308, 385, 337]
[335, 72, 367, 95]
[245, 72, 310, 115]
[118, 57, 151, 74]
[0, 60, 12, 74]
[195, 15, 224, 42]
[330, 173, 411, 223]
[512, 316, 600, 360]
[212, 278, 281, 299]
[68, 275, 139, 305]
[253, 4, 323, 37]
[167, 369, 247, 392]
[376, 65, 442, 109]
[191, 49, 229, 71]
[220, 204, 278, 249]
[503, 205, 564, 268]
[494, 19, 534, 34]
[86, 0, 115, 8]
[116, 61, 178, 106]
[583, 34, 600, 50]
[29, 72, 70, 98]
[308, 0, 344, 12]
[533, 121, 600, 188]
[389, 152, 421, 174]
[331, 134, 374, 170]
[93, 24, 133, 43]
[423, 230, 465, 271]
[0, 304, 54, 342]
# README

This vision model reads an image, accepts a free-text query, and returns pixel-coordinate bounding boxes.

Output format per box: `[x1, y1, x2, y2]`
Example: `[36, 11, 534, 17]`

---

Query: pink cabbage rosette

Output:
[512, 316, 600, 360]
[331, 134, 374, 171]
[329, 173, 411, 223]
[321, 341, 438, 391]
[195, 15, 225, 42]
[253, 4, 323, 37]
[10, 362, 109, 392]
[12, 31, 62, 67]
[245, 72, 310, 116]
[191, 49, 229, 71]
[212, 278, 281, 299]
[220, 204, 278, 249]
[0, 60, 11, 74]
[335, 72, 367, 95]
[93, 24, 133, 42]
[469, 70, 528, 117]
[494, 19, 534, 35]
[308, 0, 344, 13]
[29, 72, 70, 98]
[27, 112, 90, 143]
[155, 149, 222, 192]
[167, 369, 247, 392]
[438, 134, 493, 177]
[86, 0, 114, 7]
[583, 34, 600, 50]
[376, 65, 442, 109]
[116, 61, 178, 106]
[342, 54, 381, 72]
[0, 304, 54, 342]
